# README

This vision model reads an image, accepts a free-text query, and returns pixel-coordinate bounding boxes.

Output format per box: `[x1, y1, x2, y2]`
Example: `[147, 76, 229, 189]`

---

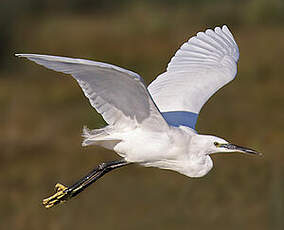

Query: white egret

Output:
[16, 25, 260, 208]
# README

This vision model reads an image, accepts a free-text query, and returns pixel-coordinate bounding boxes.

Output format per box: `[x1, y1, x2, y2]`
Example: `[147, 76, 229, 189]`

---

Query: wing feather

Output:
[16, 54, 168, 131]
[148, 25, 239, 130]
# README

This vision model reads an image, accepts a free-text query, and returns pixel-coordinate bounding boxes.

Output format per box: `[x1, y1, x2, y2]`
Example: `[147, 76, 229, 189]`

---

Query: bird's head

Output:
[193, 135, 261, 156]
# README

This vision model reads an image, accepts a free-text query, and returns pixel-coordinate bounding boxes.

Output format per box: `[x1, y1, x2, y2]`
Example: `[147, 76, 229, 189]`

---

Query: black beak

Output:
[221, 143, 262, 156]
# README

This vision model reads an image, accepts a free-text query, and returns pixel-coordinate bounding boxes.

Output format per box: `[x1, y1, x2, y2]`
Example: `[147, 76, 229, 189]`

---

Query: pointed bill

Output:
[221, 143, 262, 156]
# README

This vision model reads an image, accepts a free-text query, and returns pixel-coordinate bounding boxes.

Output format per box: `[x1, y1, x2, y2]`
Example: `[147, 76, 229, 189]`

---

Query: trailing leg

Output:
[42, 159, 131, 208]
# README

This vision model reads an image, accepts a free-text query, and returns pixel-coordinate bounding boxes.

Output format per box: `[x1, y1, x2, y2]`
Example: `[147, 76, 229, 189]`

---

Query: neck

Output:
[181, 154, 213, 178]
[142, 155, 213, 178]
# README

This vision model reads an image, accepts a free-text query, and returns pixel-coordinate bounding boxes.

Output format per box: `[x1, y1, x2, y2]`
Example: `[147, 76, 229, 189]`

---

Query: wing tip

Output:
[166, 24, 239, 73]
[222, 24, 229, 30]
[15, 53, 37, 59]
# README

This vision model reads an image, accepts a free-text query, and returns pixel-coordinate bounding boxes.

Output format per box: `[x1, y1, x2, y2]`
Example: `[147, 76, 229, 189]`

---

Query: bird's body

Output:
[16, 25, 260, 208]
[83, 123, 213, 177]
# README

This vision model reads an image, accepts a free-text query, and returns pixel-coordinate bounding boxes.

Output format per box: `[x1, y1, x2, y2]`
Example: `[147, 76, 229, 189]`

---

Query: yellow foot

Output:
[42, 183, 69, 209]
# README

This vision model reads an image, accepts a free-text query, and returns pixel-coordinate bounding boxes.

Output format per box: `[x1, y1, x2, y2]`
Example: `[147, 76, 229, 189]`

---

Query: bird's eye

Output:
[214, 142, 219, 146]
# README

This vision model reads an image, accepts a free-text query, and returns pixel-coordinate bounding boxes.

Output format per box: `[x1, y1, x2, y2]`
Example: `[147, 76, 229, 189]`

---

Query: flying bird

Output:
[16, 25, 260, 208]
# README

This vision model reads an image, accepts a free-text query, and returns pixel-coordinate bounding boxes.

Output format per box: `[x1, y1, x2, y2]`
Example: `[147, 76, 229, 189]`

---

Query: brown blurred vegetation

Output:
[1, 0, 284, 230]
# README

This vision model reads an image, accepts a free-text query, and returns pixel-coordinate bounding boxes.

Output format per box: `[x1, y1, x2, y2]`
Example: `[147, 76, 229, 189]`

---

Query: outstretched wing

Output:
[148, 25, 239, 130]
[16, 54, 168, 131]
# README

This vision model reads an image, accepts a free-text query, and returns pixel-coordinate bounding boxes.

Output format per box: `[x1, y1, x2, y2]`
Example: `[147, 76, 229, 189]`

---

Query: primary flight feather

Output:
[16, 25, 260, 209]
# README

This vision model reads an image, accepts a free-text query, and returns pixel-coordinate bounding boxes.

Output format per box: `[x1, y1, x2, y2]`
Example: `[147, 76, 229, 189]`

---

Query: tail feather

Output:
[82, 125, 121, 147]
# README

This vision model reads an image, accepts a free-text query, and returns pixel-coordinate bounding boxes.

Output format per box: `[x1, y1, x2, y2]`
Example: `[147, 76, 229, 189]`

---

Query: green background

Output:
[1, 0, 283, 229]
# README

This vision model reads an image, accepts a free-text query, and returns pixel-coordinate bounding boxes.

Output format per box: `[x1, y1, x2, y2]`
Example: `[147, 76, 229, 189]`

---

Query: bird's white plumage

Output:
[16, 25, 255, 178]
[148, 25, 239, 129]
[15, 54, 169, 132]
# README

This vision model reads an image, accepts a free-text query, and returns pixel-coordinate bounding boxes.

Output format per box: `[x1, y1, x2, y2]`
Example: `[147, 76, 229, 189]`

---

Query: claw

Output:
[42, 183, 70, 209]
[55, 183, 68, 192]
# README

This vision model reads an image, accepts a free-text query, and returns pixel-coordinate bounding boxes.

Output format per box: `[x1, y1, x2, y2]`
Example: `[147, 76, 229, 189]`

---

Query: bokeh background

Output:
[1, 0, 284, 229]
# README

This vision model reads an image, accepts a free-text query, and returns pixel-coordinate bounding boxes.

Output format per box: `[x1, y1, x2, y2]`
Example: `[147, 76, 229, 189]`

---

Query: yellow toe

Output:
[42, 183, 69, 209]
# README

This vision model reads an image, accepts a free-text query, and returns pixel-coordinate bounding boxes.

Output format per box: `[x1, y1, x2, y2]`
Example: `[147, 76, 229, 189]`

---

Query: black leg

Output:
[66, 160, 130, 197]
[42, 159, 131, 208]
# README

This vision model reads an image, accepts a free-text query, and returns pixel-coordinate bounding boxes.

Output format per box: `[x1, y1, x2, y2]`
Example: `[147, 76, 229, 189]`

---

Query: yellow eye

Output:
[214, 142, 219, 146]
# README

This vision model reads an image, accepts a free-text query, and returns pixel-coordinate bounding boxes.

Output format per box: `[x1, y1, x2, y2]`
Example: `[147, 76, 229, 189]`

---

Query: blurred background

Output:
[1, 0, 284, 229]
